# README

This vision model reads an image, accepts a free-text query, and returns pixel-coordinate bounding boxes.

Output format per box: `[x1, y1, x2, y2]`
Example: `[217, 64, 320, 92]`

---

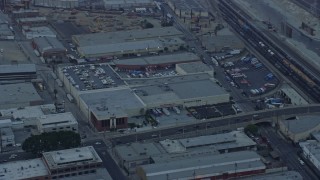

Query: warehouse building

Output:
[279, 115, 320, 143]
[176, 61, 214, 76]
[0, 64, 36, 82]
[113, 130, 254, 174]
[32, 37, 66, 63]
[113, 52, 200, 71]
[0, 146, 112, 180]
[0, 104, 56, 128]
[73, 27, 184, 58]
[12, 9, 39, 19]
[136, 151, 266, 180]
[36, 112, 78, 133]
[34, 0, 79, 9]
[22, 26, 56, 39]
[78, 88, 146, 131]
[104, 0, 154, 10]
[0, 83, 43, 109]
[300, 141, 320, 171]
[134, 75, 229, 108]
[0, 23, 14, 40]
[16, 16, 47, 27]
[166, 0, 209, 18]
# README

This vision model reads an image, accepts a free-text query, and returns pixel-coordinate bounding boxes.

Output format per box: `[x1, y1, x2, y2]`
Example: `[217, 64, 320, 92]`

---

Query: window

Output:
[65, 174, 70, 177]
[90, 170, 96, 173]
[52, 128, 56, 130]
[130, 162, 137, 168]
[71, 173, 77, 176]
[84, 171, 89, 174]
[84, 165, 89, 169]
[71, 167, 76, 171]
[66, 126, 70, 128]
[59, 127, 64, 129]
[78, 172, 83, 175]
[58, 175, 64, 178]
[52, 176, 57, 179]
[52, 170, 57, 174]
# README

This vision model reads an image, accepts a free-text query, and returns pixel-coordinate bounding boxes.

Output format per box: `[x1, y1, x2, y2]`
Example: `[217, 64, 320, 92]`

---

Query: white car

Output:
[95, 142, 101, 145]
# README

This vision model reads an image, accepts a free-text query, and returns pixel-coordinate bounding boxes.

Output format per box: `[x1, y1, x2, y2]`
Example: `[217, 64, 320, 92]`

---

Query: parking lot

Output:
[187, 103, 236, 119]
[62, 64, 125, 91]
[52, 21, 89, 40]
[222, 54, 279, 97]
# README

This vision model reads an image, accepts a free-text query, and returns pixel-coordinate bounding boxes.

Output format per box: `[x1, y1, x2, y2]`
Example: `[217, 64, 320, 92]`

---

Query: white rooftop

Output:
[159, 139, 186, 153]
[38, 112, 77, 128]
[0, 104, 55, 120]
[42, 146, 102, 170]
[282, 115, 320, 134]
[178, 131, 256, 150]
[0, 158, 49, 180]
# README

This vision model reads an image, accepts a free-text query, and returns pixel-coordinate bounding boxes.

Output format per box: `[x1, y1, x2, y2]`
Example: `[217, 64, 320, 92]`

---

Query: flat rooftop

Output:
[0, 158, 49, 180]
[176, 62, 212, 74]
[42, 146, 102, 170]
[38, 112, 77, 127]
[78, 39, 163, 56]
[140, 151, 265, 180]
[282, 115, 320, 134]
[0, 64, 36, 74]
[33, 37, 65, 52]
[241, 171, 303, 180]
[104, 0, 154, 5]
[115, 142, 162, 162]
[135, 78, 228, 105]
[73, 27, 183, 47]
[17, 16, 46, 22]
[0, 104, 55, 120]
[79, 88, 145, 120]
[113, 52, 199, 66]
[0, 83, 43, 108]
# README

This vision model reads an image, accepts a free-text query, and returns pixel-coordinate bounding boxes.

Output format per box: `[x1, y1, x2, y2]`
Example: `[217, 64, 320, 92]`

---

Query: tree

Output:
[22, 131, 81, 154]
[244, 124, 258, 135]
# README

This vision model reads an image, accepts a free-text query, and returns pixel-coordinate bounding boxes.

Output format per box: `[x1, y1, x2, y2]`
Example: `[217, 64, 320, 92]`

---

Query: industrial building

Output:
[32, 37, 66, 63]
[0, 23, 14, 40]
[0, 104, 56, 128]
[113, 52, 200, 71]
[300, 141, 320, 171]
[0, 64, 37, 82]
[278, 86, 309, 105]
[279, 115, 320, 143]
[166, 0, 209, 18]
[11, 9, 39, 19]
[34, 0, 79, 9]
[0, 158, 50, 180]
[134, 75, 229, 108]
[104, 0, 154, 9]
[0, 83, 43, 109]
[241, 171, 302, 180]
[136, 151, 266, 180]
[22, 26, 56, 39]
[36, 112, 78, 133]
[16, 16, 47, 27]
[73, 27, 185, 58]
[176, 61, 214, 76]
[0, 146, 112, 180]
[78, 88, 146, 131]
[114, 130, 256, 174]
[0, 127, 14, 147]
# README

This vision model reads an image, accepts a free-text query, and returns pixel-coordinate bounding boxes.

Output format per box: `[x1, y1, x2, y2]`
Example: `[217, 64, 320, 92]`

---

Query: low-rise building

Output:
[240, 171, 302, 180]
[136, 151, 266, 180]
[113, 52, 200, 71]
[12, 9, 39, 19]
[22, 26, 56, 39]
[1, 127, 15, 147]
[300, 141, 320, 171]
[166, 0, 209, 19]
[32, 37, 66, 63]
[0, 83, 43, 109]
[279, 115, 320, 143]
[0, 146, 111, 180]
[176, 61, 214, 76]
[104, 0, 154, 9]
[16, 16, 47, 27]
[34, 0, 79, 9]
[37, 112, 78, 133]
[79, 88, 146, 132]
[113, 142, 162, 173]
[0, 23, 14, 40]
[42, 146, 103, 179]
[0, 158, 50, 180]
[0, 64, 37, 82]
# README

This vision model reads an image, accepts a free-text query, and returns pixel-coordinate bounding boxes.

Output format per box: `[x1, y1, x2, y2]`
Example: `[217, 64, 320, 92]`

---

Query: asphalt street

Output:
[260, 125, 318, 180]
